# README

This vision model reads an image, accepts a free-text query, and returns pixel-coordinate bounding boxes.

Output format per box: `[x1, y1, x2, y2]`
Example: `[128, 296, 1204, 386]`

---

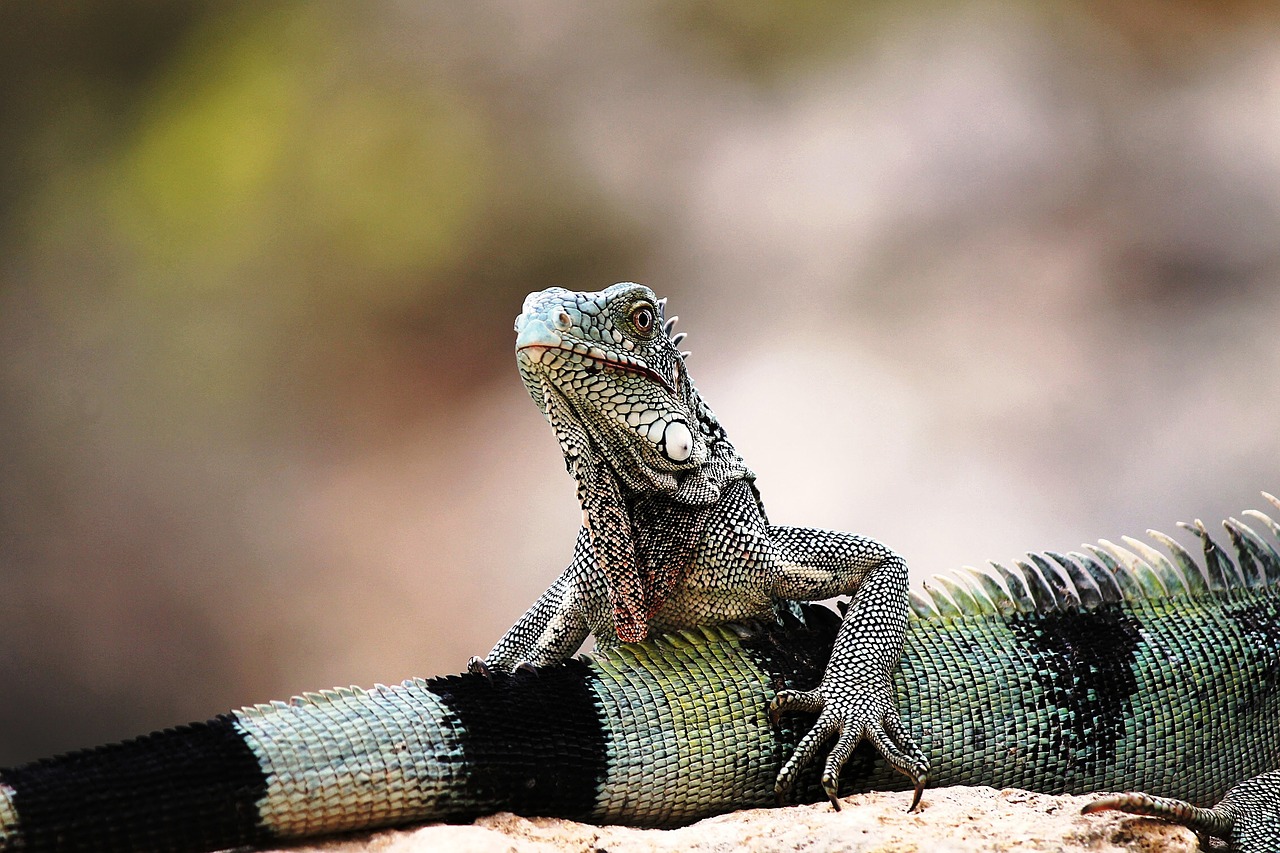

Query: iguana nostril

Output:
[556, 311, 572, 331]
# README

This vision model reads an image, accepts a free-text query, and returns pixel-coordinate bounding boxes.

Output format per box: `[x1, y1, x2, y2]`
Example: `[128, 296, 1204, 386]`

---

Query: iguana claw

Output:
[770, 684, 929, 812]
[466, 656, 494, 679]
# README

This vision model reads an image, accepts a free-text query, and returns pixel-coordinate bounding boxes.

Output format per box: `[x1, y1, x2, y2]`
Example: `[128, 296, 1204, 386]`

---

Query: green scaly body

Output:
[0, 500, 1275, 850]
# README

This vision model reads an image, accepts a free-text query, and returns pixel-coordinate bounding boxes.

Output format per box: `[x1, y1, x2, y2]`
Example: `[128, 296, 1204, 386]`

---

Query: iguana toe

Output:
[770, 683, 929, 811]
[1084, 770, 1280, 853]
[768, 687, 823, 726]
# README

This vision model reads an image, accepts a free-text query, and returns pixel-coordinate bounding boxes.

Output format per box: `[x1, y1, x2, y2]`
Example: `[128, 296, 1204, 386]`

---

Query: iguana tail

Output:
[0, 684, 483, 852]
[0, 618, 836, 852]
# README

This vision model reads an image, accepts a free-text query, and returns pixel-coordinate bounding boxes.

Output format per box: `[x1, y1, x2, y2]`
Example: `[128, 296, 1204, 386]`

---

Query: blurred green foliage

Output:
[654, 0, 897, 81]
[3, 0, 647, 448]
[110, 5, 490, 284]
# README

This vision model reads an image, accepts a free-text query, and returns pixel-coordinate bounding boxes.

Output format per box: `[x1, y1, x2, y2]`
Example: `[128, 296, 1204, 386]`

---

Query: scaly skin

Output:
[1085, 771, 1280, 852]
[470, 282, 928, 806]
[1, 499, 1276, 851]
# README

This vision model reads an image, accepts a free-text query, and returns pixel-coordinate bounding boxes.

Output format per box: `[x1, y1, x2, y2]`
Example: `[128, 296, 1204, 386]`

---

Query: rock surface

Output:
[269, 786, 1196, 852]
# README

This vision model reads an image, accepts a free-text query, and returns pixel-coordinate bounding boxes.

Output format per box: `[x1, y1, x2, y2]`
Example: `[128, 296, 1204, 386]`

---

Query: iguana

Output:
[470, 283, 927, 808]
[0, 283, 1274, 852]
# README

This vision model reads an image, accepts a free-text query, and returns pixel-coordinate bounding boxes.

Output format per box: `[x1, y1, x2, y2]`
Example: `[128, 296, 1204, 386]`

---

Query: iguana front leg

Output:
[470, 527, 596, 671]
[474, 370, 651, 671]
[766, 525, 930, 810]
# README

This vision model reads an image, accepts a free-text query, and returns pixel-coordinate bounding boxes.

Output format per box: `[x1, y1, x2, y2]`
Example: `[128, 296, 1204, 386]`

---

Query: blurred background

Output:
[1, 0, 1279, 764]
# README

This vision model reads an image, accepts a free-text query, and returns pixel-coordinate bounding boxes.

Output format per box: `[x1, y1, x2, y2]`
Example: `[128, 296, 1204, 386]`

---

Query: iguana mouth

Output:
[519, 343, 676, 394]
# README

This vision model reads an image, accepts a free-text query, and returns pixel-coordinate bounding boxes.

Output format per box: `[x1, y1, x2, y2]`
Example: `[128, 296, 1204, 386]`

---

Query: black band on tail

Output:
[427, 659, 607, 820]
[1, 715, 269, 853]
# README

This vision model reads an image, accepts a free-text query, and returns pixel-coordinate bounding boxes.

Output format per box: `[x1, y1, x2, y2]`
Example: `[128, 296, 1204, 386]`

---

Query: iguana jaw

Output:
[518, 342, 696, 473]
[517, 342, 676, 395]
[514, 287, 703, 477]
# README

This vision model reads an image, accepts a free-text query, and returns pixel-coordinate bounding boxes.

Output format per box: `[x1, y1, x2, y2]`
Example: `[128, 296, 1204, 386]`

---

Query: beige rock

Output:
[271, 786, 1197, 853]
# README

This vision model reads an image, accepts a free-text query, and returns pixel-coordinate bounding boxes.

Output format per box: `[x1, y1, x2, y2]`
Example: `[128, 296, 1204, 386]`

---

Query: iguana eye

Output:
[630, 304, 656, 336]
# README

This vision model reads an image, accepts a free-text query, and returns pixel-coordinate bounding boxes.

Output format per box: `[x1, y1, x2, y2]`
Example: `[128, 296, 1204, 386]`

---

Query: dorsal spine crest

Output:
[908, 495, 1280, 620]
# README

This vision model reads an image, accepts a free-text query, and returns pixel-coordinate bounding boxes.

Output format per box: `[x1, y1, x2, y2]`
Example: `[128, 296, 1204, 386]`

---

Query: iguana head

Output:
[515, 283, 752, 642]
[515, 282, 716, 496]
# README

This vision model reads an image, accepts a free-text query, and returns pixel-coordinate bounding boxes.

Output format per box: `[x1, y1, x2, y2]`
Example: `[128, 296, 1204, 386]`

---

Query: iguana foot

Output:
[467, 656, 540, 677]
[770, 682, 928, 811]
[1083, 770, 1280, 853]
